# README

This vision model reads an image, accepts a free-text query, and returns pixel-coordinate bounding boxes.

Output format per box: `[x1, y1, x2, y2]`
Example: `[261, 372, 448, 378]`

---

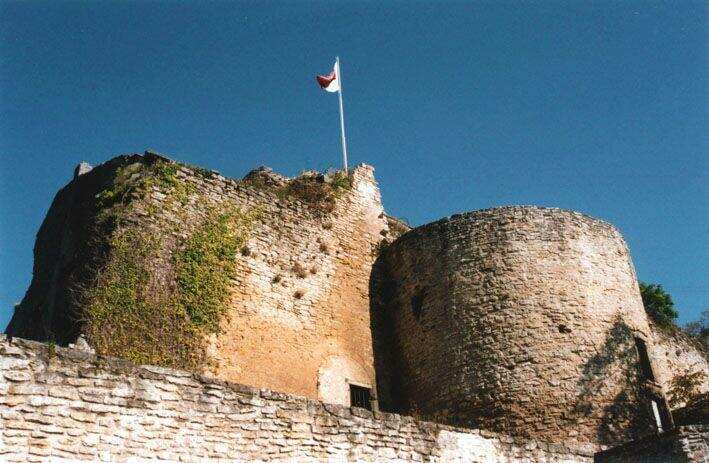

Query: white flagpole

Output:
[336, 56, 349, 173]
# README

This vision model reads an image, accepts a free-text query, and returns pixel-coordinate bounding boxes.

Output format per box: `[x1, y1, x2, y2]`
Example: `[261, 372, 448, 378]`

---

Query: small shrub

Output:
[639, 282, 678, 327]
[278, 170, 351, 214]
[294, 290, 304, 299]
[193, 166, 213, 179]
[322, 221, 333, 230]
[272, 274, 282, 284]
[329, 170, 351, 194]
[319, 242, 330, 254]
[153, 162, 180, 189]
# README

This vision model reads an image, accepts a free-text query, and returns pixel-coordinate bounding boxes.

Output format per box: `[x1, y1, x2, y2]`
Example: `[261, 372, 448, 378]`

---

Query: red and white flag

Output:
[316, 57, 348, 172]
[316, 61, 341, 93]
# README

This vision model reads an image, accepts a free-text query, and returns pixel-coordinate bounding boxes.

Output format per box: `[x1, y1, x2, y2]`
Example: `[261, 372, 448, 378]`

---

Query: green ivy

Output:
[175, 208, 252, 332]
[83, 156, 261, 369]
[83, 207, 254, 369]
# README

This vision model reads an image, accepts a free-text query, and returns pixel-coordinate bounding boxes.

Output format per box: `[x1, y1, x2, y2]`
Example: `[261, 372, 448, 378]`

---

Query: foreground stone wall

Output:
[372, 207, 662, 448]
[7, 152, 388, 406]
[0, 336, 595, 462]
[650, 322, 709, 409]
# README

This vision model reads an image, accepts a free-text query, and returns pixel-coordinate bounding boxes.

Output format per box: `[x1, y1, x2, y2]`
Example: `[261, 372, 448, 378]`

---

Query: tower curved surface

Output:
[373, 206, 663, 446]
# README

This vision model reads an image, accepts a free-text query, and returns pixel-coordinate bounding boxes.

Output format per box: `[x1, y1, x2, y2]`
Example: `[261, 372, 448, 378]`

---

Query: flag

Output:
[316, 62, 340, 93]
[316, 57, 349, 173]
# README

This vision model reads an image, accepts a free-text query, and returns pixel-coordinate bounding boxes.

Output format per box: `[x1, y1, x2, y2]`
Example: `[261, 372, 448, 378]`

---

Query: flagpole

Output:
[336, 56, 349, 173]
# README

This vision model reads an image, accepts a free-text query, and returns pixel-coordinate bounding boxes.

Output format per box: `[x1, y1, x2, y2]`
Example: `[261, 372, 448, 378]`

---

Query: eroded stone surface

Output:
[650, 321, 709, 409]
[372, 207, 663, 447]
[0, 336, 596, 462]
[7, 154, 388, 405]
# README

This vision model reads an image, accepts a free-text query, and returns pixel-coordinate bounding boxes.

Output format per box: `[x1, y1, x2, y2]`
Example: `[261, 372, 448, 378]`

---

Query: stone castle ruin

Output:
[3, 151, 707, 462]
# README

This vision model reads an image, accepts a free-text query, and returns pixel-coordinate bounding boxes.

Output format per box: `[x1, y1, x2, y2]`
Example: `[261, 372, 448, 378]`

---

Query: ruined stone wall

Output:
[650, 322, 709, 408]
[7, 153, 388, 406]
[5, 155, 138, 345]
[0, 336, 596, 462]
[372, 207, 663, 448]
[208, 163, 387, 404]
[595, 425, 709, 463]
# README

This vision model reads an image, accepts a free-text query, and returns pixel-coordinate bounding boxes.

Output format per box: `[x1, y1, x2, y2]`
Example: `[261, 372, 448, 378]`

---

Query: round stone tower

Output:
[372, 206, 667, 447]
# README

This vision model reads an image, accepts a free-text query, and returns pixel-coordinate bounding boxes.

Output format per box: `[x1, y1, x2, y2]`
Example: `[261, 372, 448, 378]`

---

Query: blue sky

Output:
[1, 1, 706, 329]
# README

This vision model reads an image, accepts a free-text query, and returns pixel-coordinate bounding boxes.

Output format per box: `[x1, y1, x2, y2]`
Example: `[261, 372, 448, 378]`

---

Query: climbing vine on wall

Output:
[83, 160, 256, 369]
[175, 207, 253, 333]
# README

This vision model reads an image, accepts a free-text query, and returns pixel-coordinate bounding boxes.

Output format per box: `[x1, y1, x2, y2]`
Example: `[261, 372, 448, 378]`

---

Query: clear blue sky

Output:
[1, 1, 706, 329]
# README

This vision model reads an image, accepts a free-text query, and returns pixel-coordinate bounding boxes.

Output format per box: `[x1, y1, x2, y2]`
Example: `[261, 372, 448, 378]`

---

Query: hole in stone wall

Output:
[634, 337, 656, 382]
[293, 263, 308, 279]
[410, 288, 427, 319]
[349, 384, 372, 410]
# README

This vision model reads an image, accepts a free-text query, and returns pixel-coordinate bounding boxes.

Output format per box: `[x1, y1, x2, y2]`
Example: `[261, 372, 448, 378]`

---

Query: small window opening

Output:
[634, 337, 656, 382]
[411, 288, 426, 319]
[650, 398, 673, 433]
[349, 384, 372, 410]
[651, 400, 664, 433]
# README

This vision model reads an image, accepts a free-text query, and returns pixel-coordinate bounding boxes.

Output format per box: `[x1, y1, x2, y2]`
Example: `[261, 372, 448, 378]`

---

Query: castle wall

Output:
[0, 336, 596, 462]
[649, 322, 709, 408]
[204, 164, 387, 404]
[7, 154, 388, 406]
[372, 207, 663, 447]
[594, 425, 709, 462]
[5, 155, 140, 345]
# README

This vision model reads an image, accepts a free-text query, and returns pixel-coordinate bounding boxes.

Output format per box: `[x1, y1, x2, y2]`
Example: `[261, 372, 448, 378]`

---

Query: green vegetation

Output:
[175, 207, 252, 333]
[82, 228, 198, 367]
[83, 206, 253, 369]
[278, 170, 352, 214]
[639, 282, 678, 327]
[95, 159, 196, 215]
[85, 158, 256, 369]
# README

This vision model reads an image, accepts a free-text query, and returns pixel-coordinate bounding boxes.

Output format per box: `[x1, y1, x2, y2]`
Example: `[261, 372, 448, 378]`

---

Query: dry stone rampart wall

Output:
[594, 425, 709, 462]
[0, 336, 595, 462]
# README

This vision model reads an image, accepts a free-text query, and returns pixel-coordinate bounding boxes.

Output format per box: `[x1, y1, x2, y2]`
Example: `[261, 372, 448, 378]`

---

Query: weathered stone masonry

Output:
[7, 153, 388, 407]
[4, 153, 707, 461]
[372, 207, 666, 447]
[0, 336, 597, 462]
[649, 322, 709, 409]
